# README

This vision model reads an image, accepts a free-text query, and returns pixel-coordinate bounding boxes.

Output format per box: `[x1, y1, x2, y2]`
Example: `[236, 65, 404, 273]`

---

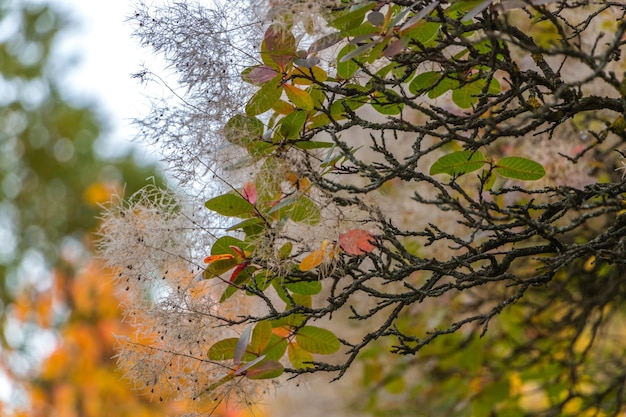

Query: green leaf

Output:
[207, 338, 238, 361]
[269, 195, 320, 224]
[292, 141, 333, 149]
[205, 192, 255, 218]
[445, 0, 487, 20]
[494, 157, 546, 180]
[329, 1, 376, 31]
[403, 21, 441, 46]
[285, 196, 321, 225]
[246, 76, 283, 116]
[246, 270, 274, 294]
[271, 313, 306, 328]
[430, 150, 486, 176]
[482, 171, 497, 190]
[203, 374, 235, 395]
[224, 114, 264, 147]
[371, 90, 404, 115]
[227, 217, 266, 234]
[211, 236, 250, 256]
[329, 95, 368, 118]
[279, 109, 308, 140]
[295, 326, 341, 354]
[291, 293, 312, 308]
[288, 343, 315, 369]
[278, 242, 293, 260]
[248, 321, 273, 355]
[285, 280, 322, 295]
[337, 44, 361, 79]
[262, 334, 289, 360]
[409, 71, 441, 95]
[261, 332, 289, 361]
[452, 76, 499, 109]
[452, 81, 483, 108]
[427, 76, 459, 99]
[245, 360, 284, 379]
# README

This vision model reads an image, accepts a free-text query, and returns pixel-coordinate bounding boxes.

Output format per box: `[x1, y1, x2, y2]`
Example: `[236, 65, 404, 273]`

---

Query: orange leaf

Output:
[339, 229, 376, 255]
[204, 254, 235, 263]
[299, 241, 331, 271]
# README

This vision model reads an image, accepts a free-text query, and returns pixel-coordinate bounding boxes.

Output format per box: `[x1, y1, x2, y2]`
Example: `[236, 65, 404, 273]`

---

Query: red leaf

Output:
[229, 263, 248, 283]
[242, 182, 257, 205]
[339, 229, 376, 255]
[249, 66, 278, 84]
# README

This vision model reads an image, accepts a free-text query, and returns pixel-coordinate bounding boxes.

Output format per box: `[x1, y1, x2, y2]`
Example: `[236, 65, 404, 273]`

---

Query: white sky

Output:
[51, 0, 172, 159]
[0, 2, 170, 407]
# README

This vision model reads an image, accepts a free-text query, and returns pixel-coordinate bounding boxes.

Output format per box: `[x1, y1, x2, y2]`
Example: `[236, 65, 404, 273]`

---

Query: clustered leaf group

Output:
[200, 0, 548, 392]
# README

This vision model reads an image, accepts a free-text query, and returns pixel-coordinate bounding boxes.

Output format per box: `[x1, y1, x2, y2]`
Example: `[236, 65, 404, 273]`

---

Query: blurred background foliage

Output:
[0, 1, 221, 415]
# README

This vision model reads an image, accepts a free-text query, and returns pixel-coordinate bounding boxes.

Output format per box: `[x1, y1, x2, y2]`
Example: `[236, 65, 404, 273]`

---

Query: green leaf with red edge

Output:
[295, 326, 341, 354]
[204, 258, 238, 279]
[228, 263, 248, 283]
[339, 229, 376, 255]
[220, 266, 252, 302]
[246, 75, 283, 116]
[203, 236, 250, 279]
[245, 360, 284, 379]
[288, 342, 315, 369]
[263, 25, 296, 69]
